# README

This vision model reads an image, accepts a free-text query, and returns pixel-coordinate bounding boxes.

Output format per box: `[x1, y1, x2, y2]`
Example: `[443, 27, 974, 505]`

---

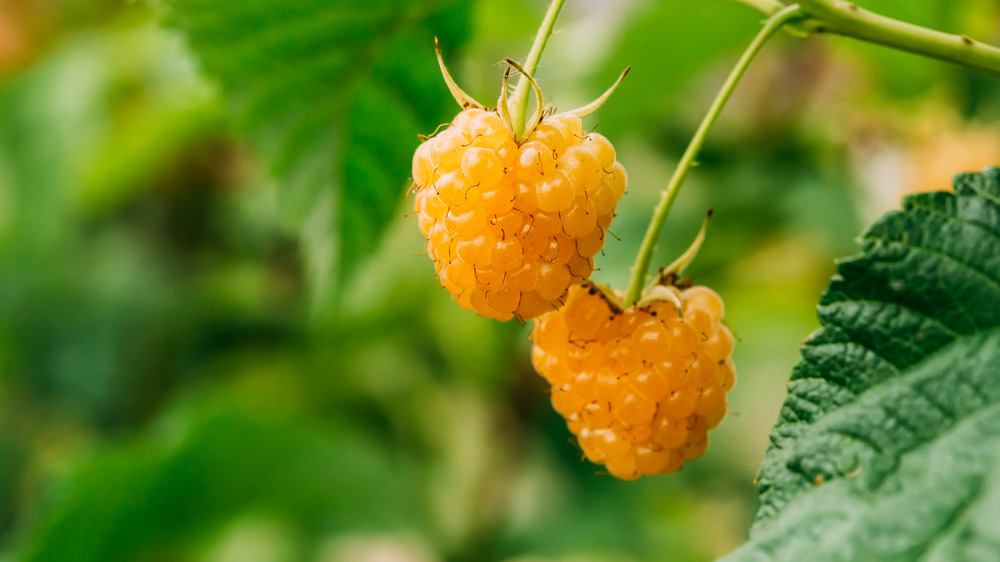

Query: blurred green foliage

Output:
[0, 0, 997, 561]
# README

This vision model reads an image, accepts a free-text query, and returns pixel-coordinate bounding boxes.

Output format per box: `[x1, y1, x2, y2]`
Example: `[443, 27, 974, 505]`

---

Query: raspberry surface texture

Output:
[530, 282, 735, 479]
[412, 108, 627, 321]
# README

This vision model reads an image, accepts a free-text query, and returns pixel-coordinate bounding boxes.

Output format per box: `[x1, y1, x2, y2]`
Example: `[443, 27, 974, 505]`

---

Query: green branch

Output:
[797, 0, 1000, 77]
[732, 0, 1000, 77]
[624, 4, 805, 305]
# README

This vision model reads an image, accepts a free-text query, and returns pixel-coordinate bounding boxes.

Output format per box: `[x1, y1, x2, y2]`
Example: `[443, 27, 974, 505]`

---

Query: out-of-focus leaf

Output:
[0, 46, 85, 255]
[595, 0, 764, 140]
[723, 168, 1000, 560]
[162, 0, 471, 311]
[18, 405, 418, 561]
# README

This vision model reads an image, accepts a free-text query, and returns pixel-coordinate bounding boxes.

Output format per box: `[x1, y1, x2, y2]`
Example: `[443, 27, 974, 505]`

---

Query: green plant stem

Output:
[797, 0, 1000, 77]
[624, 4, 804, 306]
[734, 0, 1000, 77]
[510, 0, 565, 140]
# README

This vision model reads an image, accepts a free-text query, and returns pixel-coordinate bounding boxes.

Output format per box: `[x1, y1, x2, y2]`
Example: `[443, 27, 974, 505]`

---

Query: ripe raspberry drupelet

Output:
[411, 46, 629, 321]
[530, 282, 735, 480]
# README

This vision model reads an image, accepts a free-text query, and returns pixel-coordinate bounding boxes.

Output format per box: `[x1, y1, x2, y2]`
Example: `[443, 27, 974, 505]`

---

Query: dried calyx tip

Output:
[637, 284, 683, 311]
[583, 281, 626, 314]
[497, 67, 515, 139]
[435, 37, 485, 110]
[655, 210, 713, 287]
[566, 66, 630, 118]
[504, 58, 546, 140]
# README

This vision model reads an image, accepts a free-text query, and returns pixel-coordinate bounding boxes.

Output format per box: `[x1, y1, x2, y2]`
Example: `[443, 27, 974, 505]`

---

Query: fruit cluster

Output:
[412, 108, 627, 321]
[530, 282, 735, 480]
[413, 43, 733, 480]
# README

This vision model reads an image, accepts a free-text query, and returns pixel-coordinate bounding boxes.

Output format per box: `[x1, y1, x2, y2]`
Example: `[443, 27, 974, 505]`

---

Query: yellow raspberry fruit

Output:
[412, 110, 626, 321]
[411, 45, 631, 321]
[530, 282, 735, 480]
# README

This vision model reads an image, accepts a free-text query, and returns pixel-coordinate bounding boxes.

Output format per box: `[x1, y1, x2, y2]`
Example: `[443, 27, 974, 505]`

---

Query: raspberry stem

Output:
[624, 4, 804, 306]
[510, 0, 565, 140]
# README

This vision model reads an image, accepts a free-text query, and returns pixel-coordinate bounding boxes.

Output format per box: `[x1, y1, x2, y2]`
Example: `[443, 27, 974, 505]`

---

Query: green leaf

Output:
[724, 168, 1000, 561]
[161, 0, 471, 306]
[17, 405, 418, 561]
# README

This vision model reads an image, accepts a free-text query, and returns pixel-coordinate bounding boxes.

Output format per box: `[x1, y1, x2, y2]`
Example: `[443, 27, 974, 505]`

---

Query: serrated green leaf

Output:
[723, 168, 1000, 561]
[162, 0, 470, 306]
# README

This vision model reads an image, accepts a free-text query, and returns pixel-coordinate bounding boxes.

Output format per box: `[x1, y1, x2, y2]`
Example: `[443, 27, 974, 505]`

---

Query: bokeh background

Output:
[1, 0, 998, 560]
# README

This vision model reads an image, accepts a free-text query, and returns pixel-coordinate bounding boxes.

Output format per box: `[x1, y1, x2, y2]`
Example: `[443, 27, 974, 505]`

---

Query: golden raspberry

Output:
[412, 108, 627, 321]
[412, 46, 630, 321]
[531, 282, 735, 480]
